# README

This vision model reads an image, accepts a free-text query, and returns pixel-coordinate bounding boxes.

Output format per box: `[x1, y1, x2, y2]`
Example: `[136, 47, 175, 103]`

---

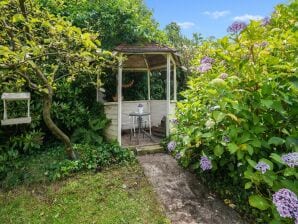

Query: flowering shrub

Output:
[169, 2, 298, 223]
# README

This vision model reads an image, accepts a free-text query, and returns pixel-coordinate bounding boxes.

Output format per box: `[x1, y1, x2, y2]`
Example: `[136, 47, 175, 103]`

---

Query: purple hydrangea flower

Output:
[282, 152, 298, 168]
[198, 63, 212, 73]
[227, 21, 247, 33]
[261, 17, 270, 26]
[273, 188, 298, 222]
[223, 136, 230, 143]
[255, 161, 270, 174]
[200, 156, 212, 171]
[200, 56, 214, 64]
[167, 141, 176, 152]
[219, 73, 229, 80]
[170, 118, 178, 125]
[260, 41, 268, 47]
[175, 153, 182, 160]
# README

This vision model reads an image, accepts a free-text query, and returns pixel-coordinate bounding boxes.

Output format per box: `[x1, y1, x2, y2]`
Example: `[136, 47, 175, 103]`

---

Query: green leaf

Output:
[248, 195, 270, 210]
[245, 182, 252, 189]
[262, 174, 275, 187]
[212, 111, 225, 123]
[250, 139, 262, 148]
[260, 158, 274, 170]
[247, 158, 257, 168]
[191, 162, 200, 170]
[227, 143, 238, 154]
[12, 13, 25, 23]
[214, 145, 224, 157]
[268, 137, 285, 146]
[261, 99, 273, 108]
[202, 132, 212, 138]
[247, 145, 254, 155]
[284, 168, 296, 177]
[270, 153, 283, 164]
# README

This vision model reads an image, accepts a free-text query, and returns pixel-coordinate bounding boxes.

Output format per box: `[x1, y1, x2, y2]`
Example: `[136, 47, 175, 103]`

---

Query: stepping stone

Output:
[136, 144, 164, 155]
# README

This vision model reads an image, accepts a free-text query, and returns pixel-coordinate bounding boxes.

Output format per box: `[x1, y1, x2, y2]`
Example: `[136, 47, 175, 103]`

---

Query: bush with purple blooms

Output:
[273, 189, 298, 222]
[227, 21, 247, 33]
[200, 156, 212, 171]
[169, 1, 298, 223]
[255, 162, 270, 174]
[167, 141, 176, 152]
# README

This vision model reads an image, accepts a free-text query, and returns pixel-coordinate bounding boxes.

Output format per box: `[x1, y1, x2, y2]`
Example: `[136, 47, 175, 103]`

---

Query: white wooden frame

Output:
[1, 92, 32, 126]
[115, 52, 177, 145]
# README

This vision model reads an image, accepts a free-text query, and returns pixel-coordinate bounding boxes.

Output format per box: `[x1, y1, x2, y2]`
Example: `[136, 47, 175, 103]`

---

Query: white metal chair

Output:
[122, 113, 137, 140]
[143, 115, 152, 136]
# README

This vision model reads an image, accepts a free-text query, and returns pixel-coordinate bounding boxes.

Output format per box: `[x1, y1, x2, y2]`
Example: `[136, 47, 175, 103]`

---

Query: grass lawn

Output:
[0, 156, 169, 224]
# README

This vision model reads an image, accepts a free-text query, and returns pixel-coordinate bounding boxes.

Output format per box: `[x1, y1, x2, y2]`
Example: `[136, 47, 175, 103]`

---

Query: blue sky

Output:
[145, 0, 288, 38]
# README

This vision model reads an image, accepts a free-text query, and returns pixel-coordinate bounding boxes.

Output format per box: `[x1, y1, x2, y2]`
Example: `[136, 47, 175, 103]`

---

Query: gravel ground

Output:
[138, 153, 247, 224]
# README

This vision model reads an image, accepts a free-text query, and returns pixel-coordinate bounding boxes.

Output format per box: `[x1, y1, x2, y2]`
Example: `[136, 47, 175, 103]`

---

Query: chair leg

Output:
[149, 115, 152, 136]
[132, 117, 136, 136]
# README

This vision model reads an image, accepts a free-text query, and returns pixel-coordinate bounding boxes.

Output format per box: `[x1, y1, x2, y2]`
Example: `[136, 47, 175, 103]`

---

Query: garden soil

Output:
[138, 153, 247, 224]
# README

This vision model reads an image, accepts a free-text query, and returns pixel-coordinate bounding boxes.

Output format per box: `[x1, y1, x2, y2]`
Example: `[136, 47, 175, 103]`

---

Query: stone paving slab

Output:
[138, 153, 247, 224]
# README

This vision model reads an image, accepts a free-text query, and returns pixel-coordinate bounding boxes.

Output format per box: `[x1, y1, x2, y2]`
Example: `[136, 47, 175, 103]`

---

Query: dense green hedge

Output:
[169, 2, 298, 223]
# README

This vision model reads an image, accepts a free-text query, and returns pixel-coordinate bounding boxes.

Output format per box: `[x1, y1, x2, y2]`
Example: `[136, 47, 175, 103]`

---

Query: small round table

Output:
[129, 112, 152, 145]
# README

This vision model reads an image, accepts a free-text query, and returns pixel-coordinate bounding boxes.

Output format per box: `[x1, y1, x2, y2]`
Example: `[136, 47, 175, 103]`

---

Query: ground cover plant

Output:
[168, 1, 298, 223]
[0, 159, 169, 224]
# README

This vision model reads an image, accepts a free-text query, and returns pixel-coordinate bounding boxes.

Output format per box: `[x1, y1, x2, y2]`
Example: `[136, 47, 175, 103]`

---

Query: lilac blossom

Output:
[223, 136, 230, 143]
[200, 156, 212, 171]
[175, 153, 182, 160]
[167, 141, 176, 152]
[200, 56, 215, 64]
[198, 63, 212, 73]
[219, 73, 229, 80]
[227, 21, 247, 33]
[273, 188, 298, 222]
[282, 152, 298, 168]
[261, 17, 270, 26]
[255, 161, 270, 174]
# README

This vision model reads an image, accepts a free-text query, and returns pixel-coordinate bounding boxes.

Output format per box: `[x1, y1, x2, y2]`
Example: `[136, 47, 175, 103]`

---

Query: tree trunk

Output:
[42, 94, 77, 160]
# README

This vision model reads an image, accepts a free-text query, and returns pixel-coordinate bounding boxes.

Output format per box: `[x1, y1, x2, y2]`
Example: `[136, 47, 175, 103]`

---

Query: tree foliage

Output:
[0, 0, 114, 159]
[38, 0, 167, 49]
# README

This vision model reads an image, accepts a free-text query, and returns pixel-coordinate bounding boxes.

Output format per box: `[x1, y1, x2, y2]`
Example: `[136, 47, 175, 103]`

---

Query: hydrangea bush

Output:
[168, 2, 298, 223]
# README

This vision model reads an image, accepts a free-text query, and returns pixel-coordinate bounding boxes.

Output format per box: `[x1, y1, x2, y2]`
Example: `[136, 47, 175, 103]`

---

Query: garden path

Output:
[138, 153, 246, 224]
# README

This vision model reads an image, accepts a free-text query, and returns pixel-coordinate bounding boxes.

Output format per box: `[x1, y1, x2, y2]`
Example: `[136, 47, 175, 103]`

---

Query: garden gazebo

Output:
[103, 43, 180, 146]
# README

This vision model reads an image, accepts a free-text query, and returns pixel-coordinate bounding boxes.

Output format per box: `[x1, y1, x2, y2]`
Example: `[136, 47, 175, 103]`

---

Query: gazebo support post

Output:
[147, 70, 151, 100]
[117, 56, 123, 145]
[166, 53, 171, 137]
[173, 62, 177, 101]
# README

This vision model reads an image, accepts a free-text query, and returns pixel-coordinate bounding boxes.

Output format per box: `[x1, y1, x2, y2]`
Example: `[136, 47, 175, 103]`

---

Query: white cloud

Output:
[233, 14, 264, 22]
[204, 10, 230, 19]
[177, 22, 195, 29]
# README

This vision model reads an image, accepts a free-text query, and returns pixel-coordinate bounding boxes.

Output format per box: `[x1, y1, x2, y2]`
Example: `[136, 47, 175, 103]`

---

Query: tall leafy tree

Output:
[38, 0, 167, 49]
[0, 0, 114, 159]
[164, 22, 204, 75]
